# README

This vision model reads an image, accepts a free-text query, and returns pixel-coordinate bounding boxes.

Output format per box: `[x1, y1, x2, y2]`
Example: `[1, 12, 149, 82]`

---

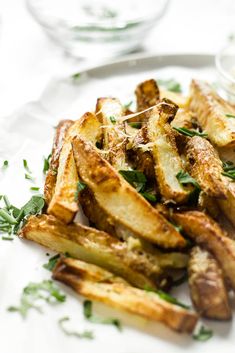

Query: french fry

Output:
[189, 80, 235, 147]
[147, 101, 191, 203]
[53, 257, 198, 333]
[71, 136, 186, 248]
[185, 136, 227, 199]
[96, 98, 127, 170]
[188, 246, 231, 320]
[20, 214, 175, 289]
[48, 113, 102, 223]
[172, 210, 235, 291]
[44, 119, 73, 206]
[218, 182, 235, 227]
[135, 79, 160, 117]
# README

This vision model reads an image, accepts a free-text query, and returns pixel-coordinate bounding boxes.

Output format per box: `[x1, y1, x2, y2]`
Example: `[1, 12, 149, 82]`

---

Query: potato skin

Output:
[44, 119, 73, 206]
[188, 246, 231, 320]
[185, 136, 227, 199]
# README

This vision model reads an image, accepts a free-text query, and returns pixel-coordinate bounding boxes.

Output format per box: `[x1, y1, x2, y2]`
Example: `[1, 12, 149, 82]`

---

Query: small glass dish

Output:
[215, 43, 235, 103]
[26, 0, 170, 59]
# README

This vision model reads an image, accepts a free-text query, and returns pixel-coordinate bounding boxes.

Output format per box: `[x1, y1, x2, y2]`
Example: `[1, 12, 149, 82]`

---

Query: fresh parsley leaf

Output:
[109, 116, 116, 124]
[225, 113, 235, 118]
[144, 286, 190, 309]
[173, 127, 208, 138]
[140, 191, 157, 203]
[157, 78, 182, 93]
[8, 280, 66, 318]
[83, 300, 122, 331]
[128, 122, 142, 129]
[119, 170, 146, 192]
[2, 160, 9, 169]
[176, 170, 200, 189]
[43, 254, 60, 271]
[75, 181, 87, 201]
[193, 325, 213, 341]
[20, 195, 45, 219]
[23, 159, 32, 174]
[58, 316, 94, 339]
[43, 154, 51, 174]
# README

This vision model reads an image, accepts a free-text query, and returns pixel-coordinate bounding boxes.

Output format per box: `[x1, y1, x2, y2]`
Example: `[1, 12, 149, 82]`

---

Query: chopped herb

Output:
[75, 181, 87, 201]
[83, 300, 122, 331]
[23, 159, 32, 174]
[140, 192, 157, 203]
[25, 173, 34, 181]
[43, 254, 60, 271]
[2, 236, 14, 241]
[173, 127, 208, 138]
[176, 170, 200, 189]
[8, 280, 66, 318]
[193, 325, 213, 341]
[128, 122, 142, 129]
[157, 78, 182, 93]
[43, 154, 51, 174]
[2, 160, 9, 169]
[58, 316, 94, 339]
[71, 72, 81, 80]
[144, 286, 190, 309]
[225, 113, 235, 118]
[222, 161, 235, 180]
[30, 187, 40, 192]
[109, 116, 116, 124]
[119, 170, 146, 192]
[124, 101, 133, 110]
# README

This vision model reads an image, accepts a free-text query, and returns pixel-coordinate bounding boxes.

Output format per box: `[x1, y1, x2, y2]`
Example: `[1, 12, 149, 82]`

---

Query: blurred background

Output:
[0, 0, 234, 117]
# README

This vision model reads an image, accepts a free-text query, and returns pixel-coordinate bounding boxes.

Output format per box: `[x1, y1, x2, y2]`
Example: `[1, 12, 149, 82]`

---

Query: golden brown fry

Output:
[72, 136, 186, 248]
[53, 257, 198, 333]
[147, 102, 191, 203]
[135, 79, 160, 114]
[44, 119, 74, 206]
[172, 210, 235, 291]
[20, 214, 175, 289]
[189, 80, 235, 147]
[185, 136, 227, 199]
[188, 246, 231, 320]
[171, 108, 194, 129]
[96, 98, 127, 170]
[160, 88, 188, 108]
[218, 182, 235, 227]
[48, 112, 102, 223]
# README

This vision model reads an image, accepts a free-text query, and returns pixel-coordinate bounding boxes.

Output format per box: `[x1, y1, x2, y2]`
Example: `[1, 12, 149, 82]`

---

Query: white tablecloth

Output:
[0, 0, 234, 117]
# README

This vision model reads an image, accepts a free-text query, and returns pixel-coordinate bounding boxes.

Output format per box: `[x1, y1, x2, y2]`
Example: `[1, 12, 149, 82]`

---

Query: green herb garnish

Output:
[144, 286, 190, 309]
[176, 170, 200, 189]
[43, 254, 60, 271]
[71, 72, 81, 80]
[2, 236, 14, 241]
[222, 161, 235, 180]
[2, 160, 9, 169]
[75, 181, 87, 201]
[157, 78, 182, 93]
[225, 113, 235, 118]
[140, 192, 157, 203]
[30, 187, 40, 192]
[83, 300, 122, 331]
[128, 122, 142, 129]
[25, 173, 34, 181]
[43, 154, 51, 174]
[173, 127, 208, 138]
[119, 170, 146, 192]
[8, 280, 66, 317]
[109, 116, 116, 124]
[193, 325, 213, 341]
[58, 316, 94, 339]
[23, 159, 32, 174]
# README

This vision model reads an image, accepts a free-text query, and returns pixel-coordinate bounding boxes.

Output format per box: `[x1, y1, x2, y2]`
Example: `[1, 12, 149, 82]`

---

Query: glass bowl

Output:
[26, 0, 170, 59]
[215, 43, 235, 103]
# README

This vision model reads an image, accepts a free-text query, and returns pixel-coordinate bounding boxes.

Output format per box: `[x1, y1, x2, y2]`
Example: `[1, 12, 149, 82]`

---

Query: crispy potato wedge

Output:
[185, 136, 227, 199]
[160, 88, 188, 108]
[44, 119, 74, 206]
[188, 246, 231, 320]
[218, 182, 235, 227]
[48, 112, 102, 223]
[72, 136, 186, 248]
[135, 79, 160, 117]
[171, 108, 194, 129]
[53, 257, 198, 333]
[189, 80, 235, 147]
[147, 102, 191, 203]
[172, 210, 235, 291]
[96, 98, 128, 170]
[20, 214, 176, 289]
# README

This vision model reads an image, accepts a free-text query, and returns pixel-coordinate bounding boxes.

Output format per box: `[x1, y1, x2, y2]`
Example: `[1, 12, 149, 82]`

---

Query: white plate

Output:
[1, 53, 233, 353]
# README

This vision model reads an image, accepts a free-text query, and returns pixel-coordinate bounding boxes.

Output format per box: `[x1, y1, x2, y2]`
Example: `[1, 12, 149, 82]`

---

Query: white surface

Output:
[0, 0, 235, 117]
[1, 54, 234, 353]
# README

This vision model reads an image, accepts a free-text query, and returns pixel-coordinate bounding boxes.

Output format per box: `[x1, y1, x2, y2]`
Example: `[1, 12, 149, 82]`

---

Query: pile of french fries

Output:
[20, 78, 235, 335]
